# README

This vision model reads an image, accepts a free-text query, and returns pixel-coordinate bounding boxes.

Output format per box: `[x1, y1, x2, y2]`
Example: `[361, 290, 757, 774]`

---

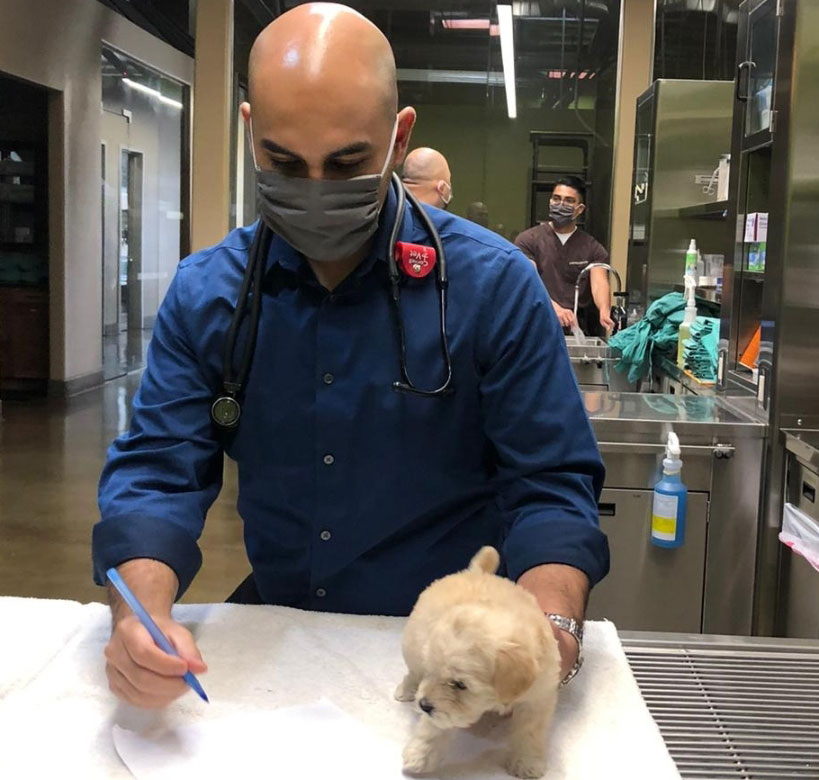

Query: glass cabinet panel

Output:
[744, 1, 777, 139]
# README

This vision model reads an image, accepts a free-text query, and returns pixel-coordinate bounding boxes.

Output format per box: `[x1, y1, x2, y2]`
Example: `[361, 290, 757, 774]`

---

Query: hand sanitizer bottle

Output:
[651, 432, 687, 548]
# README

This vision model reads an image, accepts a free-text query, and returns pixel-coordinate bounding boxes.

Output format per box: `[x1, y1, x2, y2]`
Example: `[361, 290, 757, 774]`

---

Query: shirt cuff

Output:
[503, 518, 610, 587]
[92, 514, 203, 599]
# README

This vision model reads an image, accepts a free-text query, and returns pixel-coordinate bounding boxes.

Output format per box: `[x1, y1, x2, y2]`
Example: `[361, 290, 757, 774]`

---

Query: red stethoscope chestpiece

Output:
[394, 241, 436, 279]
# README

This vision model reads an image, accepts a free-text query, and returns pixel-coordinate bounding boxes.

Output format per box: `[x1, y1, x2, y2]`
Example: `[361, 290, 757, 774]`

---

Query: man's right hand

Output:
[553, 303, 578, 329]
[105, 613, 207, 708]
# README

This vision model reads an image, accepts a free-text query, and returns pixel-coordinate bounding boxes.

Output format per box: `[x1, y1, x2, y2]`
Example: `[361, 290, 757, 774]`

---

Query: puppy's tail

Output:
[468, 546, 500, 574]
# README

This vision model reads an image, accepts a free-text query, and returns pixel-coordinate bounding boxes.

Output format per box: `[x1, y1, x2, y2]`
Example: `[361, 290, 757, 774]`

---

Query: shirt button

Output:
[323, 454, 335, 465]
[320, 530, 332, 541]
[316, 588, 327, 598]
[322, 372, 334, 385]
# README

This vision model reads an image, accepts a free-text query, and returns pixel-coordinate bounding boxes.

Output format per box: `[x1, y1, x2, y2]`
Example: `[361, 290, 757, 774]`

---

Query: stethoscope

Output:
[210, 172, 453, 430]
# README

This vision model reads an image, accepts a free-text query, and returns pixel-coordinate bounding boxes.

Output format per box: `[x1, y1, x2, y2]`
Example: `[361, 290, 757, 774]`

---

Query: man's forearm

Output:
[107, 558, 179, 626]
[517, 563, 589, 622]
[590, 268, 611, 315]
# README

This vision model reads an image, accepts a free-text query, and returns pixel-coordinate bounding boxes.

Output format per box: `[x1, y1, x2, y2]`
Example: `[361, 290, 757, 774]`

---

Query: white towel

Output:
[0, 599, 680, 779]
[0, 596, 92, 698]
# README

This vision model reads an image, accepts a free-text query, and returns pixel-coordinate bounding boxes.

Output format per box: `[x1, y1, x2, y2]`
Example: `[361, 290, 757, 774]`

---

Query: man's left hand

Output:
[599, 309, 614, 333]
[549, 619, 579, 679]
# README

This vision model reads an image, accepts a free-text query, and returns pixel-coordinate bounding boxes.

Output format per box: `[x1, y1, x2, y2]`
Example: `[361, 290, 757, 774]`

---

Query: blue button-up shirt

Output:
[93, 188, 608, 616]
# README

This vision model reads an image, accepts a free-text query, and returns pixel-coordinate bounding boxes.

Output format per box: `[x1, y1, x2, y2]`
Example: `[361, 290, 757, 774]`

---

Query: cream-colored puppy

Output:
[395, 546, 561, 778]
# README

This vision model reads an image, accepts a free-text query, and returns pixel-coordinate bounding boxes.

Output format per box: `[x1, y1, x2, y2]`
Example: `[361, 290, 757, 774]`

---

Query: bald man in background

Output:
[93, 2, 607, 719]
[401, 147, 452, 209]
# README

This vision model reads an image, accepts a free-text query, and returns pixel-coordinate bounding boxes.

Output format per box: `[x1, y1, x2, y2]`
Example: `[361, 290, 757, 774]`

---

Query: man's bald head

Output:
[248, 3, 397, 125]
[241, 2, 415, 203]
[402, 147, 452, 210]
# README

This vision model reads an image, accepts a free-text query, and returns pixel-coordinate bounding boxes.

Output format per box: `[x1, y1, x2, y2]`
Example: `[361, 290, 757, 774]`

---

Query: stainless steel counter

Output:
[620, 631, 819, 779]
[584, 390, 767, 441]
[583, 391, 767, 636]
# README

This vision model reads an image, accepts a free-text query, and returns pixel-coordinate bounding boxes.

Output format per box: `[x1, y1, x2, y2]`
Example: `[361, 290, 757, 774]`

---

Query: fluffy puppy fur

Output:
[395, 547, 561, 778]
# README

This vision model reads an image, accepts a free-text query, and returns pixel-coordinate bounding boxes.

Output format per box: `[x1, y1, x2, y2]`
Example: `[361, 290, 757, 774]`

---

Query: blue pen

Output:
[106, 567, 209, 703]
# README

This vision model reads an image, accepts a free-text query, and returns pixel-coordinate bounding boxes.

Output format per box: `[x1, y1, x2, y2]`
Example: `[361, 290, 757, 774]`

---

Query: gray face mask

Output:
[549, 201, 577, 227]
[251, 119, 398, 262]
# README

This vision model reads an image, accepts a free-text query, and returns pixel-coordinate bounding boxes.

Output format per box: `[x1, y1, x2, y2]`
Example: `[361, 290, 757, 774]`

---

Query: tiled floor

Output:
[0, 372, 249, 604]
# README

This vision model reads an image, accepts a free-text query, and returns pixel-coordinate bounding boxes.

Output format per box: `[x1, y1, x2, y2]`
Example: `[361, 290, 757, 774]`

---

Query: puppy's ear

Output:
[493, 642, 538, 704]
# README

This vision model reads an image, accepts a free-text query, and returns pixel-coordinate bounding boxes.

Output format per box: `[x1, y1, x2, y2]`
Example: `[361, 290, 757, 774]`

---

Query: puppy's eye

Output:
[450, 680, 467, 691]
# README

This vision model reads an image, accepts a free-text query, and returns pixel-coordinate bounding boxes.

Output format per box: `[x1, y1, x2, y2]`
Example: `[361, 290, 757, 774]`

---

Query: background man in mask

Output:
[93, 3, 607, 710]
[401, 146, 452, 209]
[515, 176, 614, 335]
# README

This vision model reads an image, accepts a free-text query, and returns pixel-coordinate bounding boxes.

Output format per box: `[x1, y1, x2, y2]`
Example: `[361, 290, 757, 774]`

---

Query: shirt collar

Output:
[263, 182, 421, 286]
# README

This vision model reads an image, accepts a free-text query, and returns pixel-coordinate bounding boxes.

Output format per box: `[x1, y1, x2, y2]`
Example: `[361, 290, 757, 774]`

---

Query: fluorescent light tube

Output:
[497, 4, 517, 118]
[122, 77, 183, 110]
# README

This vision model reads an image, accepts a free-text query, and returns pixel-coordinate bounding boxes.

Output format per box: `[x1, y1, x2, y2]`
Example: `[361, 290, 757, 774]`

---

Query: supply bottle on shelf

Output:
[651, 431, 687, 548]
[676, 274, 697, 369]
[684, 238, 698, 276]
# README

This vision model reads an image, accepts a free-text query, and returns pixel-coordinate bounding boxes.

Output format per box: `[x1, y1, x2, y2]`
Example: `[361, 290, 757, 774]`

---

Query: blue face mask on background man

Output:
[251, 118, 398, 262]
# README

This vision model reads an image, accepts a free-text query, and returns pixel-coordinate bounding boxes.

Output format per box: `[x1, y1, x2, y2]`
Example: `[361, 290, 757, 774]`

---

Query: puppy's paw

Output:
[394, 674, 418, 702]
[505, 753, 547, 779]
[402, 739, 440, 775]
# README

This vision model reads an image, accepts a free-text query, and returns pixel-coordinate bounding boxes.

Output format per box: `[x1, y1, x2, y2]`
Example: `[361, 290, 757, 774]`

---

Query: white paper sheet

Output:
[113, 699, 403, 779]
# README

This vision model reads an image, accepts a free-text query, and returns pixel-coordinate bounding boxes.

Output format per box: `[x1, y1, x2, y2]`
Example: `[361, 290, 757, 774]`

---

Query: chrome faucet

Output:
[573, 262, 623, 321]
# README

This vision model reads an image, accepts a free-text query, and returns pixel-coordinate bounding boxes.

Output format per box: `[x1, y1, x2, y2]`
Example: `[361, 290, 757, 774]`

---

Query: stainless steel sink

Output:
[563, 337, 632, 390]
[566, 344, 614, 361]
[564, 335, 607, 349]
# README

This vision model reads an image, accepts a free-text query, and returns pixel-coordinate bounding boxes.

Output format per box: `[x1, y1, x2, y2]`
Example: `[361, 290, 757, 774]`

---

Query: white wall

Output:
[0, 0, 193, 389]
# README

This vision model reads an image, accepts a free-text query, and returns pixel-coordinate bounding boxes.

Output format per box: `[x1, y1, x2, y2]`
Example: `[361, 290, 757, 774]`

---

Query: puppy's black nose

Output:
[419, 698, 435, 715]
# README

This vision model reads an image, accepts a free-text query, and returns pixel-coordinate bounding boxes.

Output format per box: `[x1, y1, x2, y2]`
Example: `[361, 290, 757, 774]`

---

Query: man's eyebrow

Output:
[327, 142, 373, 159]
[259, 138, 373, 160]
[260, 139, 302, 159]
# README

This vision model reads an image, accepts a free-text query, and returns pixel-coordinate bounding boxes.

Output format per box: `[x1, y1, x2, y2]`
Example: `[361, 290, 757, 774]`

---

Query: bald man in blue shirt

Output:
[93, 3, 608, 710]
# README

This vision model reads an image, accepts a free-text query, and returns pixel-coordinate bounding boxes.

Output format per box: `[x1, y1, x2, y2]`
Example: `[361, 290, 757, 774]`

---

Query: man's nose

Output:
[419, 698, 435, 715]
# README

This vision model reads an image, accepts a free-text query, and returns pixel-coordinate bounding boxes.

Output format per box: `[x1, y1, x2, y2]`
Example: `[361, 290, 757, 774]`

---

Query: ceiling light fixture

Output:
[497, 4, 517, 119]
[441, 18, 500, 35]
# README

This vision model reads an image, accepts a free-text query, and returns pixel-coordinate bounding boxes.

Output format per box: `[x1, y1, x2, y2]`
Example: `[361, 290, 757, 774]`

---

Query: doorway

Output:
[0, 73, 50, 398]
[101, 126, 147, 381]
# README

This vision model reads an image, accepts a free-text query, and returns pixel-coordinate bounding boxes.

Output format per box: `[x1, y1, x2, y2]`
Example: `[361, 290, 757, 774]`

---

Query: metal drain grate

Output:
[625, 642, 819, 779]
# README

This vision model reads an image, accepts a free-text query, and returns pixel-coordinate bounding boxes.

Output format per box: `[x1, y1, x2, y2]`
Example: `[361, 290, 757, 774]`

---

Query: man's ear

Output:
[575, 202, 586, 219]
[240, 101, 251, 126]
[392, 106, 417, 167]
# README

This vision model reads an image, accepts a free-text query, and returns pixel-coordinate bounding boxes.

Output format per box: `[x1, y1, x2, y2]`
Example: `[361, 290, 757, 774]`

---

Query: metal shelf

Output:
[676, 200, 730, 219]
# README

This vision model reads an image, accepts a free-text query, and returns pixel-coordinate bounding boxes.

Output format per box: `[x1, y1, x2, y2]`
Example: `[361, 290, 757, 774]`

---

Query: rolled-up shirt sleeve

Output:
[92, 269, 223, 597]
[477, 252, 609, 586]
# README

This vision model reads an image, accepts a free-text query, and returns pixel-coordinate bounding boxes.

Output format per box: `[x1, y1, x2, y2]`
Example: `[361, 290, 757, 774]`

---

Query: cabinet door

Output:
[586, 488, 708, 632]
[0, 288, 49, 379]
[737, 0, 780, 149]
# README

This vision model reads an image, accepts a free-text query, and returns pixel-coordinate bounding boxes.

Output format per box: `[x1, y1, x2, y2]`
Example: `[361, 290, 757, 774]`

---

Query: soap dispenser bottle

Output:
[651, 432, 687, 548]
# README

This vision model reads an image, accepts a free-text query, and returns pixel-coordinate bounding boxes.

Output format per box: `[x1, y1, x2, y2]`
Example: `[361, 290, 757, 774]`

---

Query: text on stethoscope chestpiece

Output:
[394, 241, 437, 279]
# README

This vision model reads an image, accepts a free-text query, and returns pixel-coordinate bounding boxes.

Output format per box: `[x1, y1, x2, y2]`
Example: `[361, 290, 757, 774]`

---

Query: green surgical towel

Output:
[608, 292, 687, 384]
[682, 316, 720, 382]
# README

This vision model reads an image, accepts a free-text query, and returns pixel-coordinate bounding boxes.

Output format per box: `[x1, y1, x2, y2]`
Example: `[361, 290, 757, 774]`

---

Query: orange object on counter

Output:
[739, 325, 761, 369]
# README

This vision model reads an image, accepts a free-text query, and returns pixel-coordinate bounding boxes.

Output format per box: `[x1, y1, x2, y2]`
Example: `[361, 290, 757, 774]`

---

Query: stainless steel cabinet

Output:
[782, 437, 819, 638]
[587, 488, 709, 632]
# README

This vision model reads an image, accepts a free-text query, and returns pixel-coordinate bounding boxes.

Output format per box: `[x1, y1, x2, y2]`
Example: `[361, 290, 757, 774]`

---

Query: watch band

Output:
[546, 613, 584, 686]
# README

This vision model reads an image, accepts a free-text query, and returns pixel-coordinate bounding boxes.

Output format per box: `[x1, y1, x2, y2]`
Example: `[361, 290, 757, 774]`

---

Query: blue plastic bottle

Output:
[651, 432, 687, 548]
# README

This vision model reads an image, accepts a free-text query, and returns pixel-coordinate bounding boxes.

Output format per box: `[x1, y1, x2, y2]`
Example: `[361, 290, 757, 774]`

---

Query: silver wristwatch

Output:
[546, 613, 584, 686]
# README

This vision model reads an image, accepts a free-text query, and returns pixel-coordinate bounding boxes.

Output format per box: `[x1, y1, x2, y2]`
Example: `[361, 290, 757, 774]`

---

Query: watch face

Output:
[211, 396, 241, 428]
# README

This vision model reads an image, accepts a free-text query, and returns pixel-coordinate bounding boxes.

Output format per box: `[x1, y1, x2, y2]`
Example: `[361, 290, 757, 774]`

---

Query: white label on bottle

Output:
[652, 493, 678, 541]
